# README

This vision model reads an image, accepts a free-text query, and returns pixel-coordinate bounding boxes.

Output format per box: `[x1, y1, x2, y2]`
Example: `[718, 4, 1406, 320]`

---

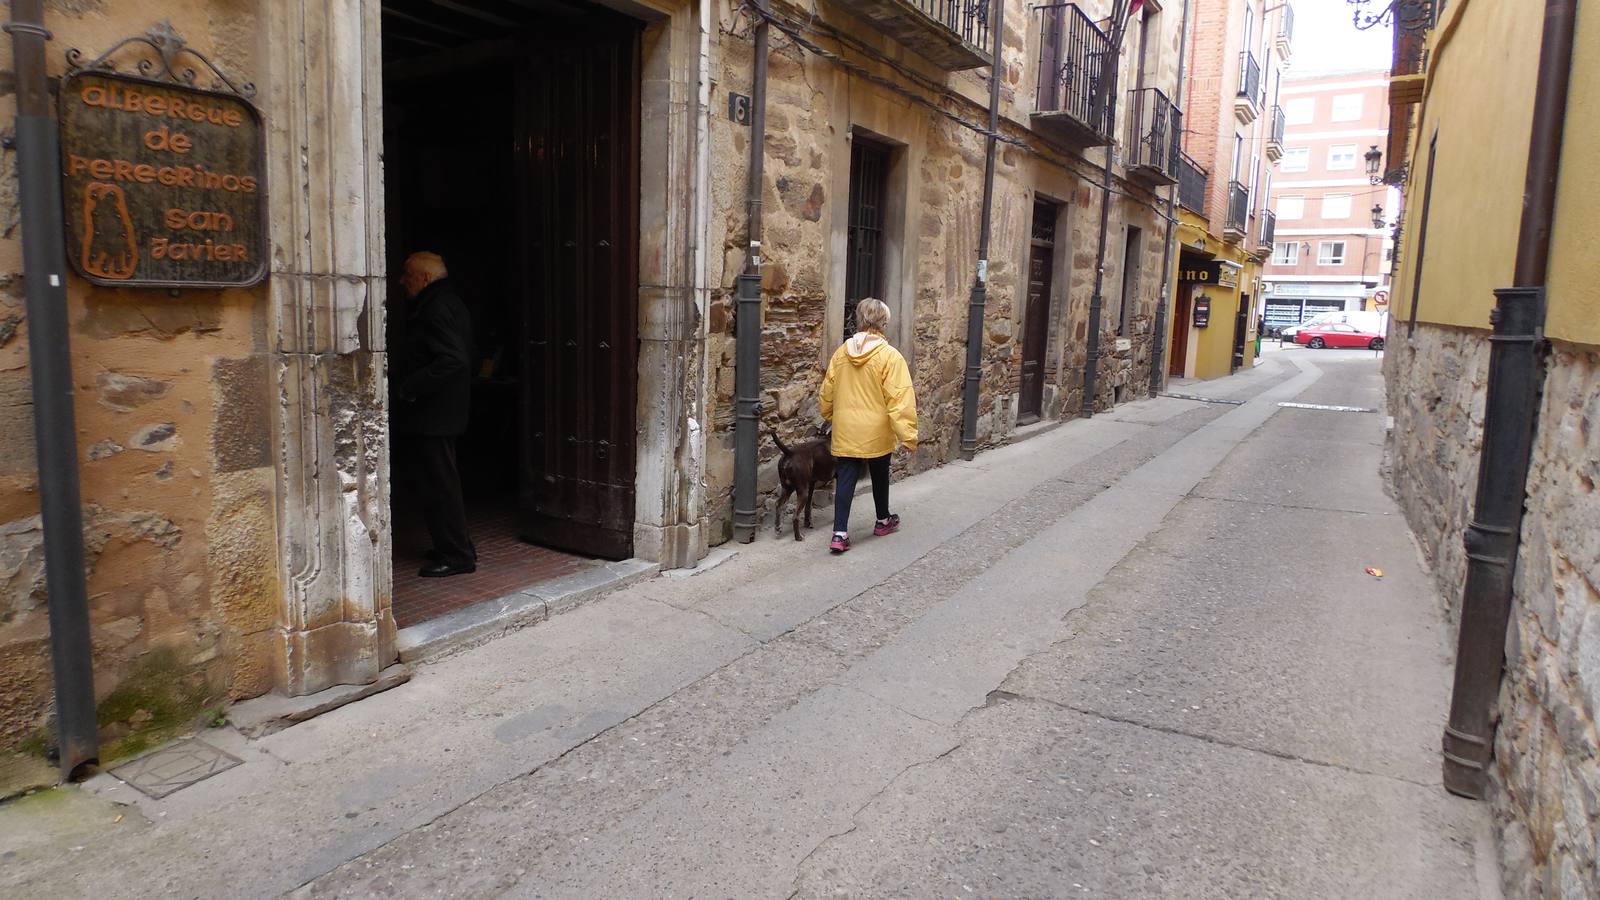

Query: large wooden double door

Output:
[514, 24, 641, 560]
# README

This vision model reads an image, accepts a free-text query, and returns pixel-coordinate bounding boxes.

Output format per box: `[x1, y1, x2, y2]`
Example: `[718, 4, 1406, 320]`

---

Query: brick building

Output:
[1160, 0, 1289, 381]
[1260, 69, 1395, 332]
[3, 0, 1195, 770]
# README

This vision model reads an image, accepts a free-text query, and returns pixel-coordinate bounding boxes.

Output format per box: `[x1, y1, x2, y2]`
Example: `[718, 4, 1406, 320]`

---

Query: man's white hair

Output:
[406, 251, 448, 281]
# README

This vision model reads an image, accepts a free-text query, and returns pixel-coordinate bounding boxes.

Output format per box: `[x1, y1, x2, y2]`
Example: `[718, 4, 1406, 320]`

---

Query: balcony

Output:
[1276, 3, 1294, 57]
[841, 0, 993, 70]
[1234, 50, 1261, 125]
[1177, 152, 1207, 215]
[1224, 180, 1249, 239]
[1126, 88, 1182, 185]
[1032, 4, 1113, 149]
[1258, 208, 1276, 251]
[1265, 105, 1286, 161]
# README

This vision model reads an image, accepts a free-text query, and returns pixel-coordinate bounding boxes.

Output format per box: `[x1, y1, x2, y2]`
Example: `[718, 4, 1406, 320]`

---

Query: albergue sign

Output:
[59, 72, 265, 288]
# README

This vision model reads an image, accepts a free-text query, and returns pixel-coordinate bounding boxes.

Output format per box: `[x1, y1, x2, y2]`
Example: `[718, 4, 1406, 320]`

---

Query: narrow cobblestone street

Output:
[0, 352, 1500, 898]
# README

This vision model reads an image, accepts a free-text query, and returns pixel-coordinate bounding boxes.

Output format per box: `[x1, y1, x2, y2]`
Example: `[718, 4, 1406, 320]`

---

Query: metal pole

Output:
[1441, 0, 1575, 800]
[732, 9, 769, 543]
[1082, 0, 1129, 418]
[6, 0, 99, 778]
[1148, 0, 1190, 396]
[958, 0, 1007, 461]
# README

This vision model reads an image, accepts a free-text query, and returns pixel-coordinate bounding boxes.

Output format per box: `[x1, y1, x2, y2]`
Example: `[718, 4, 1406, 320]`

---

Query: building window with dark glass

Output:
[845, 138, 891, 335]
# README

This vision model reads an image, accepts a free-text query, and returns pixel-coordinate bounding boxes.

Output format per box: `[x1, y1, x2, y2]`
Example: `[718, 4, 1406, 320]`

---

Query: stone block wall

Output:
[1387, 324, 1600, 895]
[0, 3, 279, 758]
[700, 0, 1179, 540]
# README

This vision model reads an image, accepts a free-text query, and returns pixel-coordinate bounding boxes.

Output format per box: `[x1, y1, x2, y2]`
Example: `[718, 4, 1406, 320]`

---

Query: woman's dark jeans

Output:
[833, 454, 891, 534]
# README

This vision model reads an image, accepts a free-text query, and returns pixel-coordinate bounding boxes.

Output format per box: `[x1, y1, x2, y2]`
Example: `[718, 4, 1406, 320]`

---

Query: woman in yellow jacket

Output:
[819, 297, 918, 554]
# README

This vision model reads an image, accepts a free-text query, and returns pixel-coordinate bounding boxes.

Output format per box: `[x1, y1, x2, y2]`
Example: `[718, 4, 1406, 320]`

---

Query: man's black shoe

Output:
[418, 560, 476, 577]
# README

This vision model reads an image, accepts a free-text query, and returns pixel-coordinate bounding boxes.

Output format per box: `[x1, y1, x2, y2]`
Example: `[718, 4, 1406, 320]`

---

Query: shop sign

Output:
[1178, 260, 1241, 288]
[58, 27, 264, 289]
[1193, 295, 1211, 328]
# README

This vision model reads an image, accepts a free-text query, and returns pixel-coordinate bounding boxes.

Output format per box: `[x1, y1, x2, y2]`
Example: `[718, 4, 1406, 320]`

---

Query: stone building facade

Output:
[3, 0, 1188, 763]
[1383, 0, 1600, 894]
[703, 0, 1189, 540]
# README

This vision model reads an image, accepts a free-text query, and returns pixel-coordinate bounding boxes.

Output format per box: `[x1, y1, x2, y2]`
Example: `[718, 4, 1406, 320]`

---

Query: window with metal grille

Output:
[845, 138, 890, 335]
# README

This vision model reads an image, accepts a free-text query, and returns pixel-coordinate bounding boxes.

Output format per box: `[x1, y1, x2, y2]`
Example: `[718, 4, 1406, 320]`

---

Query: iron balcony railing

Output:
[1128, 87, 1182, 180]
[1269, 105, 1286, 145]
[1238, 50, 1261, 105]
[1279, 3, 1294, 45]
[913, 0, 992, 55]
[1177, 152, 1207, 214]
[1226, 180, 1249, 233]
[1034, 3, 1112, 137]
[1259, 208, 1276, 248]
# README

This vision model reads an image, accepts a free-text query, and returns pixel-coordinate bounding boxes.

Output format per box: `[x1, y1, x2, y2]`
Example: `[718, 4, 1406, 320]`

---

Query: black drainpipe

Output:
[1081, 0, 1130, 418]
[5, 0, 99, 778]
[958, 0, 1007, 460]
[1148, 0, 1190, 396]
[732, 7, 769, 543]
[1441, 0, 1575, 800]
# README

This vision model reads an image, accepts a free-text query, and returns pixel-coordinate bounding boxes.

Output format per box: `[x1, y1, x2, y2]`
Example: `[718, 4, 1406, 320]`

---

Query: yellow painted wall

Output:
[1169, 213, 1256, 382]
[1544, 1, 1600, 346]
[1391, 0, 1599, 343]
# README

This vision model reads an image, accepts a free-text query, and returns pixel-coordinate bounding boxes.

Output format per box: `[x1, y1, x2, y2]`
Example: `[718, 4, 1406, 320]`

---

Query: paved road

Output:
[1, 350, 1499, 898]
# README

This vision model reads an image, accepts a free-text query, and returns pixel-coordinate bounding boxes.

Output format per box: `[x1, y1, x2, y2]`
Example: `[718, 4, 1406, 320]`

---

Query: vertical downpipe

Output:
[732, 7, 769, 542]
[1082, 0, 1129, 418]
[1441, 0, 1576, 799]
[6, 0, 99, 778]
[959, 0, 1008, 460]
[1148, 0, 1191, 395]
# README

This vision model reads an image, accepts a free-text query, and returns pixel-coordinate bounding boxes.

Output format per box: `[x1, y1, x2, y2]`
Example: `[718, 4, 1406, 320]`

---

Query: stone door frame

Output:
[262, 0, 708, 698]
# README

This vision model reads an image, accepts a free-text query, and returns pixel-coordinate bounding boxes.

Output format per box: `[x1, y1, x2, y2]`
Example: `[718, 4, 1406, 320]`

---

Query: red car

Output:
[1294, 322, 1386, 350]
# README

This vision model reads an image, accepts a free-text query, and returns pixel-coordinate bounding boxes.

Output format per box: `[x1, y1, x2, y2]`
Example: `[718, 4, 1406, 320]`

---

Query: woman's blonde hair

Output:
[855, 297, 891, 334]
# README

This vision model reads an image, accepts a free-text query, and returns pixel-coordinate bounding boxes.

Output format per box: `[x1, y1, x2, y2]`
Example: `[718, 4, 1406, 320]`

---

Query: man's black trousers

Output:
[403, 434, 476, 566]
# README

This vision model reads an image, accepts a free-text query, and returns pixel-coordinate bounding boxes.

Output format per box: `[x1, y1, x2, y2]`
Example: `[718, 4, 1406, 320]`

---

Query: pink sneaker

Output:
[829, 533, 850, 554]
[873, 515, 901, 537]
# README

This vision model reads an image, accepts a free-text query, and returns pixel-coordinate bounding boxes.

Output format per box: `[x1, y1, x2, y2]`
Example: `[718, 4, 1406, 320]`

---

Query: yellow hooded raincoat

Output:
[819, 332, 918, 458]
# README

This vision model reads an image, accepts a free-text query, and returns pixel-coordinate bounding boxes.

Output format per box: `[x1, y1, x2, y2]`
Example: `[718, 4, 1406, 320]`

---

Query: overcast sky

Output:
[1287, 0, 1395, 75]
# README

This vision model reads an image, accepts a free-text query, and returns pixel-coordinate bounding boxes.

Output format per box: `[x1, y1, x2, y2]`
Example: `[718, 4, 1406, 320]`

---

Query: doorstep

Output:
[394, 558, 659, 664]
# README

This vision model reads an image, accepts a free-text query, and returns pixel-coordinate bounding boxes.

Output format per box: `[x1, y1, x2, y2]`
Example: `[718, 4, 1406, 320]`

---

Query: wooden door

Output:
[1169, 285, 1191, 377]
[1019, 200, 1057, 422]
[1231, 294, 1251, 371]
[515, 24, 641, 560]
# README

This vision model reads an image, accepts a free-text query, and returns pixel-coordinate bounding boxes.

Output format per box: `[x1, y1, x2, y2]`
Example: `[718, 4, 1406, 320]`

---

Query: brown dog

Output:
[772, 429, 837, 541]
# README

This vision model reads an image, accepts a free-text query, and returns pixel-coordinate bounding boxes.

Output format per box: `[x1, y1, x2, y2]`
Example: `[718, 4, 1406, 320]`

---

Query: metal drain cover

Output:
[1276, 402, 1376, 413]
[110, 737, 242, 799]
[1160, 392, 1246, 406]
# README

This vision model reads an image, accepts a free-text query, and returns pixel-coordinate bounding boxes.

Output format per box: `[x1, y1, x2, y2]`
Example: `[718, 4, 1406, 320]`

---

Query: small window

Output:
[1280, 148, 1310, 172]
[1276, 195, 1305, 219]
[1328, 144, 1359, 170]
[1271, 242, 1299, 265]
[1330, 93, 1364, 122]
[1284, 97, 1315, 124]
[1321, 193, 1353, 219]
[1318, 240, 1347, 265]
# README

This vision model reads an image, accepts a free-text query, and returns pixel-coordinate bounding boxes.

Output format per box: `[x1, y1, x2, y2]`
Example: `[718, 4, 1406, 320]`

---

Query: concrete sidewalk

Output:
[0, 352, 1497, 898]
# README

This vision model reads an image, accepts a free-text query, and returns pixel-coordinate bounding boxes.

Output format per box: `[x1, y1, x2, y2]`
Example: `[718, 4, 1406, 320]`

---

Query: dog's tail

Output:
[768, 429, 792, 457]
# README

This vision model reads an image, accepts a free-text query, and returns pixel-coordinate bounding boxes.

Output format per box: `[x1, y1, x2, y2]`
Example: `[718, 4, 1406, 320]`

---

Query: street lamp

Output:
[1371, 204, 1386, 228]
[1365, 145, 1384, 184]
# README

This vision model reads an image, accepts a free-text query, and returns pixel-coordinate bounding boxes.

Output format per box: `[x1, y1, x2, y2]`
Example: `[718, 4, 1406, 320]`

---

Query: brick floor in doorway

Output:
[392, 506, 593, 629]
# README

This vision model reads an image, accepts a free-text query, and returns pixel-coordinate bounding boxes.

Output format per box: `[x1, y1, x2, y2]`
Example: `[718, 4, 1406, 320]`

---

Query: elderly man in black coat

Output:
[392, 251, 476, 577]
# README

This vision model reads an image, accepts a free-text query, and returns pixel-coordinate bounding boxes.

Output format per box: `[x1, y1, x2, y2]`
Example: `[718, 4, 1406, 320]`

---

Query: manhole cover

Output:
[110, 737, 242, 799]
[1160, 392, 1246, 406]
